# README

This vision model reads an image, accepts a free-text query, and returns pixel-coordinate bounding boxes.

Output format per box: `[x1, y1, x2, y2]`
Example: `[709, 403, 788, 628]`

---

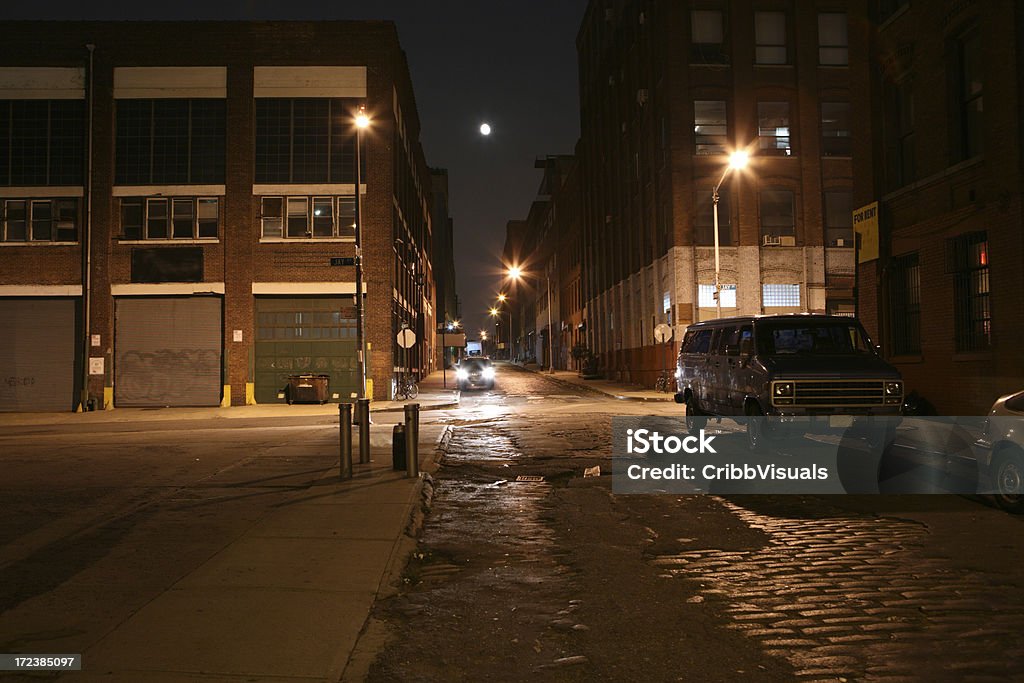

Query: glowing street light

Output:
[353, 105, 372, 397]
[711, 149, 750, 319]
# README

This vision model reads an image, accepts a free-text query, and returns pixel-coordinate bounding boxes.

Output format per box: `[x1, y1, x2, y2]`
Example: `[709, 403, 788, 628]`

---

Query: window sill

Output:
[259, 237, 355, 243]
[117, 239, 219, 245]
[0, 241, 79, 246]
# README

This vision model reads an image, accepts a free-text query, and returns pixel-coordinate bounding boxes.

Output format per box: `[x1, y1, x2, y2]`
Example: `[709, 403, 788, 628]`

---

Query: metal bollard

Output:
[404, 403, 420, 478]
[357, 398, 371, 463]
[339, 403, 353, 479]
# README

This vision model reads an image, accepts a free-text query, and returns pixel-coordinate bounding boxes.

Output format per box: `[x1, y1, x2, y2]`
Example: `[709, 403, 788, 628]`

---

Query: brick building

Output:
[0, 21, 436, 411]
[575, 1, 865, 386]
[854, 1, 1024, 414]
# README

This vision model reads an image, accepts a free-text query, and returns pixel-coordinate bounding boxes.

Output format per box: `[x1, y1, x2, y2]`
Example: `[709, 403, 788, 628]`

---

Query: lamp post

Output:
[496, 292, 513, 360]
[712, 150, 749, 319]
[353, 106, 370, 398]
[508, 266, 554, 373]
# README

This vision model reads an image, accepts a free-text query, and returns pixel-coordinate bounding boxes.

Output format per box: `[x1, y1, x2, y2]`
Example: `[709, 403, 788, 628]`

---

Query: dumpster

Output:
[392, 423, 406, 470]
[287, 374, 329, 404]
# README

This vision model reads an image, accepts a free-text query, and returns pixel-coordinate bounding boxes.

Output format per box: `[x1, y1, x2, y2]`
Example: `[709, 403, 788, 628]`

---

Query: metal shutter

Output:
[115, 297, 222, 407]
[0, 298, 78, 412]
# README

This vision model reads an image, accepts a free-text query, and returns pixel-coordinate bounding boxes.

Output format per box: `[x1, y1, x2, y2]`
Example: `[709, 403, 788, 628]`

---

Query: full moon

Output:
[479, 123, 492, 136]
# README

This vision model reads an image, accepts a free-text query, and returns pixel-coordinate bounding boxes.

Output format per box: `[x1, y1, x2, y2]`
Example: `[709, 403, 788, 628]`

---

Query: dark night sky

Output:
[0, 1, 588, 334]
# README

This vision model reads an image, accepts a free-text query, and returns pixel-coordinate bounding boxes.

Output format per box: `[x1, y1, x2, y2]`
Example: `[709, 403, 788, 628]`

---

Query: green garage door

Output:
[255, 297, 359, 404]
[0, 298, 79, 411]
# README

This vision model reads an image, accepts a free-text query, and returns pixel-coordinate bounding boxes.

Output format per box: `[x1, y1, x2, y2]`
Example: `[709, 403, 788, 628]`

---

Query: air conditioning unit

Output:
[779, 236, 796, 246]
[831, 238, 850, 247]
[762, 235, 782, 246]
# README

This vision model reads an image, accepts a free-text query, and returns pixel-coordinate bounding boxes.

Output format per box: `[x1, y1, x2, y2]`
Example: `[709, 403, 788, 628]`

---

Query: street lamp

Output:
[712, 150, 749, 319]
[354, 106, 371, 398]
[490, 301, 513, 360]
[507, 265, 554, 373]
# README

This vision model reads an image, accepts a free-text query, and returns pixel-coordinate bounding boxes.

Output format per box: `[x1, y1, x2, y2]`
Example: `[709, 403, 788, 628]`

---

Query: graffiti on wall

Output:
[116, 349, 219, 403]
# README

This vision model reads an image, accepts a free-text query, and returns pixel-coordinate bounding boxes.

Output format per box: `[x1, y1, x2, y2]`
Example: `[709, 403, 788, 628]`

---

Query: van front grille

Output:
[791, 380, 885, 406]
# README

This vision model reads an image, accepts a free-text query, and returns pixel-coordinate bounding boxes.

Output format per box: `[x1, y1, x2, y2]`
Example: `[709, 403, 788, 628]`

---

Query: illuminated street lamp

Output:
[711, 150, 749, 319]
[508, 266, 554, 372]
[490, 301, 513, 360]
[354, 106, 371, 397]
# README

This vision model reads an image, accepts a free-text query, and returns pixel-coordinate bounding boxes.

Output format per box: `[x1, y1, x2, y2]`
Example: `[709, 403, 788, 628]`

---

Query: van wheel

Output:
[685, 396, 707, 433]
[745, 404, 772, 451]
[993, 448, 1024, 514]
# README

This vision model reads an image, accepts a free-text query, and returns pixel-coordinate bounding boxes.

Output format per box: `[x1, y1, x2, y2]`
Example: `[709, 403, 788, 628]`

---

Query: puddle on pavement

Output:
[650, 498, 1024, 680]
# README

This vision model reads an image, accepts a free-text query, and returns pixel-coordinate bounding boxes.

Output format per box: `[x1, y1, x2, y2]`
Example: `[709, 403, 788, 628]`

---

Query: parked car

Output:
[674, 314, 903, 449]
[976, 389, 1024, 512]
[456, 357, 495, 390]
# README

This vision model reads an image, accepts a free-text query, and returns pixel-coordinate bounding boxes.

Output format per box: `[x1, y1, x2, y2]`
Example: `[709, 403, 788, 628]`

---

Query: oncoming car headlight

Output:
[455, 368, 469, 380]
[773, 382, 794, 397]
[482, 367, 496, 379]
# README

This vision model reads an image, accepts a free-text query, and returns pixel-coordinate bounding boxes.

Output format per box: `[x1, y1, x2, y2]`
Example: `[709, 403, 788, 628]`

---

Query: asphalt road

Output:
[367, 363, 1024, 682]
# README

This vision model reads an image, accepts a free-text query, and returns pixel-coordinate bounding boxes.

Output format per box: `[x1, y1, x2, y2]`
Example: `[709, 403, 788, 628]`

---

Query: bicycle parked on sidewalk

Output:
[394, 374, 419, 400]
[654, 369, 676, 393]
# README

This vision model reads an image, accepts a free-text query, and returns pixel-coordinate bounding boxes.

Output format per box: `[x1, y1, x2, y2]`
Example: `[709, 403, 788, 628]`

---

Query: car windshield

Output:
[757, 321, 874, 355]
[462, 359, 491, 370]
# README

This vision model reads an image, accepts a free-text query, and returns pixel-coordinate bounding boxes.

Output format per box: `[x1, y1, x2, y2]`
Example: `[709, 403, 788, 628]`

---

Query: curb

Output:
[372, 395, 460, 413]
[531, 368, 674, 403]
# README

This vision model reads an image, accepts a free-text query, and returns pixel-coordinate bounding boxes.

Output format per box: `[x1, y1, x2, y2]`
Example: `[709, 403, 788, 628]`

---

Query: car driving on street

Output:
[456, 357, 495, 391]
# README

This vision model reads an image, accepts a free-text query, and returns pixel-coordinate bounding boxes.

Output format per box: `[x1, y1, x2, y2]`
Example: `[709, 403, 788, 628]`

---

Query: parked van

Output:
[674, 314, 903, 448]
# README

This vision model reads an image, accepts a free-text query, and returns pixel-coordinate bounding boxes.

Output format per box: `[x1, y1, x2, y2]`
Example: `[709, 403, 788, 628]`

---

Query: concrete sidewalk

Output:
[520, 365, 674, 402]
[58, 425, 449, 683]
[0, 371, 459, 427]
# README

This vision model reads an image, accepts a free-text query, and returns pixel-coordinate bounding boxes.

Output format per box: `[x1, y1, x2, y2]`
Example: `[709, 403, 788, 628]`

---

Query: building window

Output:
[115, 99, 226, 185]
[957, 28, 983, 161]
[760, 189, 795, 238]
[260, 195, 357, 239]
[691, 10, 728, 64]
[2, 198, 78, 242]
[885, 80, 915, 188]
[821, 102, 851, 156]
[0, 100, 84, 186]
[695, 188, 732, 245]
[763, 284, 801, 307]
[890, 253, 921, 355]
[755, 11, 787, 65]
[694, 100, 727, 155]
[818, 13, 849, 65]
[824, 191, 853, 246]
[255, 99, 358, 184]
[758, 101, 791, 155]
[878, 0, 909, 22]
[699, 284, 737, 308]
[119, 197, 218, 240]
[950, 232, 991, 352]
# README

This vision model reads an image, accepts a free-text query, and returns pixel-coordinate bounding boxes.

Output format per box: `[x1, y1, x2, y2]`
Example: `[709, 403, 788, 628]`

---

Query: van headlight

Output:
[456, 368, 468, 380]
[482, 367, 495, 379]
[773, 382, 794, 397]
[885, 381, 902, 396]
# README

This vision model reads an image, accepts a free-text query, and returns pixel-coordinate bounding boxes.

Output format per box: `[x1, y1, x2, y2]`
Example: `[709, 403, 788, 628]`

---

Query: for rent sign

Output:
[852, 201, 879, 263]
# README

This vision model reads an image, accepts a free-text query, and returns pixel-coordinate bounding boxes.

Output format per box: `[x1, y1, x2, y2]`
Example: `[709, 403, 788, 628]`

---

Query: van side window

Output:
[721, 326, 741, 355]
[739, 326, 754, 354]
[709, 328, 723, 353]
[681, 330, 697, 352]
[691, 329, 713, 353]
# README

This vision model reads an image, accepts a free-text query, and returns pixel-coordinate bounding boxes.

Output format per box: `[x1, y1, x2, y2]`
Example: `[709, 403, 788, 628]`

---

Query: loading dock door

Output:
[115, 297, 222, 407]
[254, 297, 358, 404]
[0, 298, 78, 411]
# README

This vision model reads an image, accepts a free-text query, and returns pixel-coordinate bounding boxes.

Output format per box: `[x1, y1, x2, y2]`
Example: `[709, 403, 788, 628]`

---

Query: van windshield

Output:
[757, 321, 874, 356]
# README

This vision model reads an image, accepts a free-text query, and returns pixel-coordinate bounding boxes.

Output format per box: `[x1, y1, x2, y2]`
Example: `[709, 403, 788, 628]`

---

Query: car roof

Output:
[686, 314, 859, 328]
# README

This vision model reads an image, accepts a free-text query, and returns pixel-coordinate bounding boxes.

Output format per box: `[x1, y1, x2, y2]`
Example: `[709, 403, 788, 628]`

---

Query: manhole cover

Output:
[515, 475, 545, 482]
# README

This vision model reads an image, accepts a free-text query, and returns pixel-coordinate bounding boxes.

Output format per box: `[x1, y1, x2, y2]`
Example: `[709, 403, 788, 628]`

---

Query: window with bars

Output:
[694, 100, 727, 155]
[821, 102, 851, 156]
[2, 198, 78, 242]
[949, 232, 991, 352]
[694, 188, 732, 245]
[818, 13, 849, 66]
[890, 253, 921, 355]
[0, 100, 84, 186]
[763, 284, 801, 307]
[119, 197, 219, 240]
[755, 11, 787, 65]
[758, 101, 791, 155]
[691, 10, 728, 64]
[260, 195, 357, 239]
[115, 99, 226, 185]
[255, 98, 359, 184]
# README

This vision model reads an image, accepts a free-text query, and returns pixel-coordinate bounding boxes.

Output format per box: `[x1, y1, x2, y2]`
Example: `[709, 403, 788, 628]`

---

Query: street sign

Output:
[654, 323, 673, 343]
[397, 328, 417, 348]
[330, 257, 355, 266]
